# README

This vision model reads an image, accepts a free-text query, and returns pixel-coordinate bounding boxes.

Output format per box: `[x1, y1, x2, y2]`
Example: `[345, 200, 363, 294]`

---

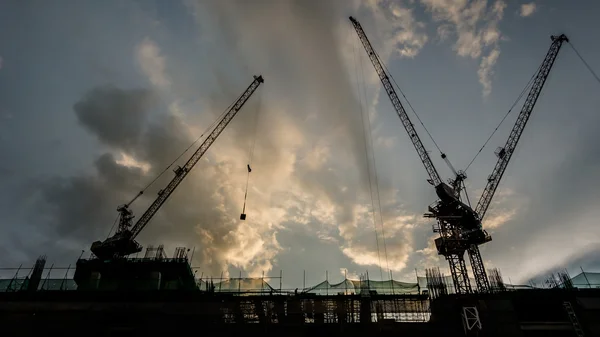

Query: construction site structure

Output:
[1, 254, 599, 337]
[350, 16, 569, 294]
[90, 75, 264, 260]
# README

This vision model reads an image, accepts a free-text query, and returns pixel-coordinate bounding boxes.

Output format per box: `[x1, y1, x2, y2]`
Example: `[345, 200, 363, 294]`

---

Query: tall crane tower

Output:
[350, 16, 568, 293]
[90, 75, 265, 260]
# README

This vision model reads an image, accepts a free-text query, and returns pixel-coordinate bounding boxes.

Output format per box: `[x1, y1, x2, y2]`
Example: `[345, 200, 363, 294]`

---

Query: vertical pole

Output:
[390, 270, 395, 295]
[326, 270, 329, 296]
[345, 269, 348, 295]
[415, 268, 419, 294]
[41, 263, 54, 290]
[7, 265, 22, 292]
[190, 247, 196, 264]
[219, 271, 223, 292]
[239, 270, 242, 293]
[262, 271, 265, 294]
[280, 270, 282, 292]
[581, 266, 591, 288]
[303, 270, 306, 290]
[60, 265, 70, 291]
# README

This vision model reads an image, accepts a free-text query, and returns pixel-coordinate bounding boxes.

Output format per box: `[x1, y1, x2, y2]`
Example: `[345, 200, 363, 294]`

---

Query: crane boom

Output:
[475, 35, 568, 221]
[91, 75, 264, 260]
[349, 17, 442, 187]
[131, 75, 264, 237]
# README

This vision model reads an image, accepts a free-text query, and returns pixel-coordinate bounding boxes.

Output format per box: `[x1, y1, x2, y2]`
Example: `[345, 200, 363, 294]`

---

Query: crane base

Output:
[90, 236, 142, 260]
[74, 255, 196, 291]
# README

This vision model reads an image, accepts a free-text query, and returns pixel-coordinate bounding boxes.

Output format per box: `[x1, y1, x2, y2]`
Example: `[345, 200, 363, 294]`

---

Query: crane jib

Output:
[474, 35, 567, 221]
[349, 16, 443, 188]
[130, 76, 264, 237]
[90, 75, 264, 260]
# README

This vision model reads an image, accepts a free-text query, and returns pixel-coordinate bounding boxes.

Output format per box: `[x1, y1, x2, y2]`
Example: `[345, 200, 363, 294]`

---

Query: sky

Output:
[0, 0, 599, 290]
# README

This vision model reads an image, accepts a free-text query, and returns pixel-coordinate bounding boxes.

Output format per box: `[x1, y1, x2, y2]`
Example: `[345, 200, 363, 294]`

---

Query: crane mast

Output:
[91, 75, 265, 260]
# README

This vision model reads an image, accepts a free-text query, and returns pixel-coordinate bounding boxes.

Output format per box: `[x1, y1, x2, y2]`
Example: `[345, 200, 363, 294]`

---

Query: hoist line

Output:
[241, 91, 263, 217]
[568, 41, 600, 86]
[464, 60, 543, 173]
[352, 28, 384, 281]
[247, 95, 262, 164]
[377, 52, 444, 155]
[106, 212, 121, 239]
[359, 42, 391, 276]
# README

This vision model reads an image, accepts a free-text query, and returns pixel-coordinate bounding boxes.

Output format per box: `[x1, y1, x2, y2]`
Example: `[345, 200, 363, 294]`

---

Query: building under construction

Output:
[0, 252, 599, 337]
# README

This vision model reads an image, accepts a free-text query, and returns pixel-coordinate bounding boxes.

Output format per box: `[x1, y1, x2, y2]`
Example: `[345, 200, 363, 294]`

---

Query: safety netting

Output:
[303, 279, 420, 295]
[198, 277, 277, 293]
[197, 277, 425, 295]
[571, 272, 600, 289]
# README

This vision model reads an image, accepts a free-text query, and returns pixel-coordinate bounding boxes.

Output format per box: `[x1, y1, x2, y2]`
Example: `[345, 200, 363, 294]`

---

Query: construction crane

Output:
[90, 75, 265, 260]
[350, 16, 568, 293]
[349, 16, 482, 294]
[463, 33, 569, 293]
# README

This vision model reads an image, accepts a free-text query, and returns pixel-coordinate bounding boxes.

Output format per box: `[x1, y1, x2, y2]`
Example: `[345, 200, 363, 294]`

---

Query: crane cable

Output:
[464, 59, 543, 174]
[106, 100, 237, 238]
[353, 30, 384, 281]
[106, 212, 121, 239]
[360, 39, 391, 278]
[375, 50, 445, 156]
[463, 39, 600, 174]
[568, 41, 600, 86]
[240, 92, 262, 220]
[127, 98, 238, 205]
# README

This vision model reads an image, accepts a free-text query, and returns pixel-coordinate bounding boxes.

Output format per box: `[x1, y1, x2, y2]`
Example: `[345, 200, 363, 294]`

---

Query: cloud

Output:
[479, 187, 526, 230]
[525, 245, 600, 284]
[478, 47, 500, 97]
[34, 80, 288, 277]
[519, 3, 536, 17]
[18, 0, 424, 279]
[183, 0, 420, 272]
[136, 37, 171, 88]
[362, 0, 429, 58]
[420, 0, 507, 96]
[73, 86, 156, 152]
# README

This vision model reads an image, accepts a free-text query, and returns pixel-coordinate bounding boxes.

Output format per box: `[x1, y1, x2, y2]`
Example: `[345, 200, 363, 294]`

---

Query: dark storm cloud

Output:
[26, 80, 278, 276]
[39, 152, 146, 238]
[73, 86, 156, 152]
